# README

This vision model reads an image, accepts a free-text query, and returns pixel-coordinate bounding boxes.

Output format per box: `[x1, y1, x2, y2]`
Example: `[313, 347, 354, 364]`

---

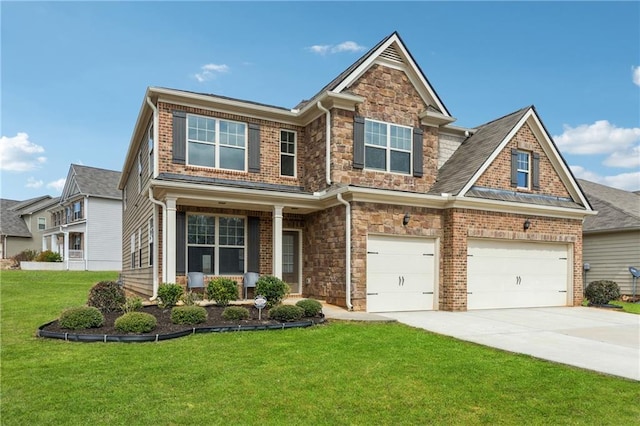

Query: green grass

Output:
[2, 270, 639, 425]
[611, 300, 640, 314]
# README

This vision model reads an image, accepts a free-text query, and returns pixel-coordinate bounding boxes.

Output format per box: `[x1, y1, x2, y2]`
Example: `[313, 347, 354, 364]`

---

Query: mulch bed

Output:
[40, 304, 324, 336]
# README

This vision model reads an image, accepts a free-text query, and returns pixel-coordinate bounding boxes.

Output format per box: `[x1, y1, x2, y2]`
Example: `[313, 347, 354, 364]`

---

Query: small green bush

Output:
[114, 312, 157, 333]
[121, 296, 143, 313]
[222, 306, 250, 321]
[256, 275, 289, 308]
[12, 249, 38, 263]
[295, 299, 323, 317]
[206, 277, 238, 306]
[171, 306, 207, 325]
[268, 304, 304, 322]
[586, 280, 621, 305]
[59, 306, 104, 330]
[157, 283, 183, 308]
[36, 250, 62, 262]
[87, 281, 126, 313]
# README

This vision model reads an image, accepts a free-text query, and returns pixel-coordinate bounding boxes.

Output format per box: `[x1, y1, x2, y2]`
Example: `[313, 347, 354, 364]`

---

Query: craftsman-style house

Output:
[119, 32, 593, 312]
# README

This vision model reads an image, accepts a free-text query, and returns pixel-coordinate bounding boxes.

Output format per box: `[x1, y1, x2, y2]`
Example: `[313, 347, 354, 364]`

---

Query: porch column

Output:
[63, 231, 69, 270]
[42, 235, 47, 251]
[272, 205, 283, 279]
[166, 197, 177, 284]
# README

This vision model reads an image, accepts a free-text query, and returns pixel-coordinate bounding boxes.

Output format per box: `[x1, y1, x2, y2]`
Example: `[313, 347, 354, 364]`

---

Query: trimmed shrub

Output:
[157, 283, 183, 308]
[87, 281, 126, 313]
[59, 306, 104, 330]
[586, 280, 621, 305]
[268, 304, 304, 322]
[181, 291, 202, 307]
[222, 306, 250, 321]
[121, 296, 143, 313]
[114, 312, 157, 333]
[295, 299, 323, 317]
[256, 275, 289, 308]
[171, 306, 207, 325]
[36, 250, 62, 262]
[206, 278, 238, 306]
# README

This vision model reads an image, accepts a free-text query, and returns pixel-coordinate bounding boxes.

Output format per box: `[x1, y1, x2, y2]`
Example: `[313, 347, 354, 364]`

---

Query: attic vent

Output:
[380, 44, 404, 64]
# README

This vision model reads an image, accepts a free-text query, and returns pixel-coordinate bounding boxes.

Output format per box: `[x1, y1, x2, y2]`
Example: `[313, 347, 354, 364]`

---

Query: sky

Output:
[1, 1, 639, 202]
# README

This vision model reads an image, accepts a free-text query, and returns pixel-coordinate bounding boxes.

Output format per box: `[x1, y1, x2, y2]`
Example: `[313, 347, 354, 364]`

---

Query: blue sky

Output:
[1, 1, 639, 201]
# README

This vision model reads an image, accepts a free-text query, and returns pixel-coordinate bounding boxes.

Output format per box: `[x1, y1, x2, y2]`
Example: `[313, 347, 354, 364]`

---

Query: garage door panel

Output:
[467, 240, 570, 310]
[366, 235, 436, 313]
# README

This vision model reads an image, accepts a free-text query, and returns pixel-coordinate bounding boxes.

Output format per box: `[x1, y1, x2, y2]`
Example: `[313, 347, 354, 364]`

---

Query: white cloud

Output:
[194, 63, 230, 82]
[25, 177, 43, 189]
[603, 144, 640, 168]
[570, 165, 640, 191]
[0, 133, 47, 172]
[633, 65, 640, 86]
[47, 178, 66, 193]
[307, 41, 365, 55]
[553, 120, 640, 155]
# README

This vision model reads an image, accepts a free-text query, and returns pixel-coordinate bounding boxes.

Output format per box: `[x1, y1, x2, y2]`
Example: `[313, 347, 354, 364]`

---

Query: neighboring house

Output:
[119, 32, 593, 312]
[0, 195, 60, 259]
[42, 164, 123, 271]
[579, 179, 640, 295]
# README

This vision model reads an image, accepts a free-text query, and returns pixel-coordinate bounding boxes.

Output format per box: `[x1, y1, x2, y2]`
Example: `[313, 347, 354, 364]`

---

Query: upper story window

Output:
[187, 115, 246, 171]
[517, 151, 530, 188]
[364, 119, 412, 174]
[138, 151, 143, 193]
[280, 130, 296, 177]
[148, 122, 154, 176]
[38, 217, 46, 230]
[65, 207, 72, 224]
[72, 201, 83, 221]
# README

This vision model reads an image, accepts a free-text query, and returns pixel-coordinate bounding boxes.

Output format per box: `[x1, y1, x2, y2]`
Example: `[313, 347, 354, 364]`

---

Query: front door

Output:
[282, 231, 300, 293]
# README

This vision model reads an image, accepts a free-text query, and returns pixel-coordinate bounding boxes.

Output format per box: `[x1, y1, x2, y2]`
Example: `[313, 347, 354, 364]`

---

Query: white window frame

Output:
[138, 228, 142, 268]
[72, 201, 82, 221]
[123, 188, 127, 211]
[186, 114, 247, 171]
[38, 217, 46, 231]
[138, 151, 143, 193]
[364, 118, 413, 175]
[517, 151, 531, 189]
[280, 129, 297, 177]
[186, 213, 246, 275]
[130, 233, 136, 269]
[148, 217, 154, 267]
[148, 121, 154, 177]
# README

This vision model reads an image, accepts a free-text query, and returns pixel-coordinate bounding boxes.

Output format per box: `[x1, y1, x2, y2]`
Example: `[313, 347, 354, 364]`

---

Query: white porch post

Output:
[42, 235, 47, 251]
[272, 205, 283, 279]
[166, 197, 177, 284]
[63, 231, 69, 270]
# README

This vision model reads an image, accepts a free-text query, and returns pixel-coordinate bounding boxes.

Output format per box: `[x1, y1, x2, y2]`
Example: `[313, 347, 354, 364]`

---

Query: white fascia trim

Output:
[458, 108, 534, 196]
[527, 113, 592, 210]
[119, 89, 153, 190]
[448, 196, 596, 220]
[333, 34, 450, 117]
[346, 186, 449, 209]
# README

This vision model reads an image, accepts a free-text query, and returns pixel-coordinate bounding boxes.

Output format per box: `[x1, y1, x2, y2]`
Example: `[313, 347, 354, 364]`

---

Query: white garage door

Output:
[366, 235, 436, 312]
[467, 239, 570, 310]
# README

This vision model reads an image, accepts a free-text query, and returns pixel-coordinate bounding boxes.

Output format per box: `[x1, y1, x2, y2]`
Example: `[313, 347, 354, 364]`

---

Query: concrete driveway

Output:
[380, 307, 639, 381]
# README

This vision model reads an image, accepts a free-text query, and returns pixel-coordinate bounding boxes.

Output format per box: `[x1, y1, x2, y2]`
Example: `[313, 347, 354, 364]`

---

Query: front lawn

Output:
[2, 270, 639, 425]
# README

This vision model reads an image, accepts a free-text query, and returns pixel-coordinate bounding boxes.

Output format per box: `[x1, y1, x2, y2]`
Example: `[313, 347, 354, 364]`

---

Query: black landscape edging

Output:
[37, 317, 325, 343]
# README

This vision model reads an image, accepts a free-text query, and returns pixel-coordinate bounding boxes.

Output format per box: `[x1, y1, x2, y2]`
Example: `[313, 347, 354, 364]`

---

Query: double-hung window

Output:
[187, 115, 246, 171]
[187, 215, 245, 275]
[517, 151, 530, 188]
[73, 201, 82, 221]
[38, 217, 46, 230]
[280, 130, 296, 177]
[364, 119, 412, 174]
[148, 122, 154, 176]
[148, 217, 154, 266]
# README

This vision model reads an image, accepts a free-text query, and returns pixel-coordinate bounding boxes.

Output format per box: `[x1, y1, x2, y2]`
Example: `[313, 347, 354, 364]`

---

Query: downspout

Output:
[148, 188, 165, 300]
[336, 193, 353, 311]
[316, 101, 331, 187]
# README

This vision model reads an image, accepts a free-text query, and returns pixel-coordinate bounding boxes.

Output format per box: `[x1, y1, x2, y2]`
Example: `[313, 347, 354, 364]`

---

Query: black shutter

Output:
[532, 152, 540, 190]
[412, 127, 424, 177]
[247, 216, 260, 272]
[248, 123, 261, 173]
[176, 211, 186, 275]
[353, 116, 365, 169]
[510, 148, 518, 187]
[172, 111, 187, 164]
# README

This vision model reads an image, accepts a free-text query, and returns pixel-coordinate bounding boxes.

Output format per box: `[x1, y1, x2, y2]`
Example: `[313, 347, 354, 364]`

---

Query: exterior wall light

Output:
[403, 213, 411, 226]
[523, 219, 531, 231]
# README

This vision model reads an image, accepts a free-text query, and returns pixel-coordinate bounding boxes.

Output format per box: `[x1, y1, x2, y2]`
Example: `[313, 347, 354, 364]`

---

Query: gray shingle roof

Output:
[579, 179, 640, 232]
[71, 164, 122, 200]
[429, 107, 530, 196]
[465, 187, 584, 209]
[0, 199, 31, 237]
